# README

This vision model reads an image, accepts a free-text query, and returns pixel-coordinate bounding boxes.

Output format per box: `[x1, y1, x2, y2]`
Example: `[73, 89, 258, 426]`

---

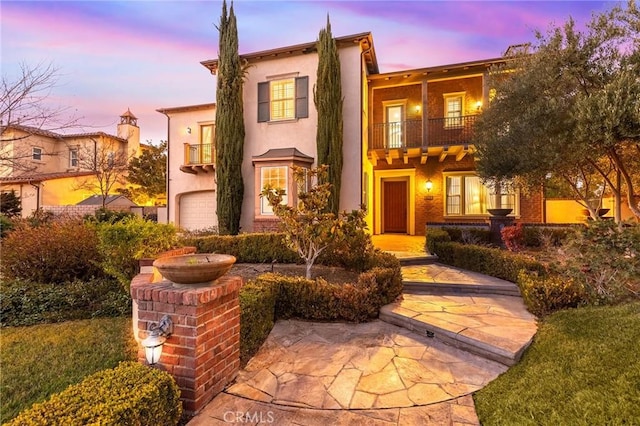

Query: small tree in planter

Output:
[261, 165, 341, 279]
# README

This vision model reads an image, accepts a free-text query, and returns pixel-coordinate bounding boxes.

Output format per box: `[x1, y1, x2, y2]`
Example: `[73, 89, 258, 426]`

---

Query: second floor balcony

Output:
[369, 115, 477, 164]
[180, 143, 215, 174]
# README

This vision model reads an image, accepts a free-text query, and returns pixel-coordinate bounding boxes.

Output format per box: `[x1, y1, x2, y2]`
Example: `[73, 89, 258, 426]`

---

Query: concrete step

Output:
[379, 293, 537, 366]
[403, 280, 521, 297]
[401, 264, 522, 297]
[398, 255, 438, 266]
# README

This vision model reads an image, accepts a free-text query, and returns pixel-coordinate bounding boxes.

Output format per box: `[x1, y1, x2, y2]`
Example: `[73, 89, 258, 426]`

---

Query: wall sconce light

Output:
[186, 127, 192, 134]
[415, 105, 421, 113]
[475, 101, 483, 111]
[425, 179, 433, 200]
[141, 315, 173, 365]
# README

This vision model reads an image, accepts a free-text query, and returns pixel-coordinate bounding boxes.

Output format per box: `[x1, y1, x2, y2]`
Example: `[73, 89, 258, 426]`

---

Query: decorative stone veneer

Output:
[131, 268, 241, 415]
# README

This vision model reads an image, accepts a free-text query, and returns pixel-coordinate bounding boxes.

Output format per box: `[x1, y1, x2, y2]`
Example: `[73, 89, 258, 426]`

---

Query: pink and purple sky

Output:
[2, 0, 615, 143]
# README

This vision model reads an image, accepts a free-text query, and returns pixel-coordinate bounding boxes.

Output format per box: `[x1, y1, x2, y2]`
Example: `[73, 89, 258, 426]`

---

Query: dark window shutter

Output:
[295, 76, 308, 118]
[258, 81, 270, 122]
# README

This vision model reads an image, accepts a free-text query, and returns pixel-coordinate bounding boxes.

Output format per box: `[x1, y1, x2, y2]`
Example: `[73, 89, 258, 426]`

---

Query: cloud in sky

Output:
[1, 0, 614, 143]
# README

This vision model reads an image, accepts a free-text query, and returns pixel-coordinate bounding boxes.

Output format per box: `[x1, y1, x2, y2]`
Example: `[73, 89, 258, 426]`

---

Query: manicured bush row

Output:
[425, 228, 451, 254]
[0, 278, 131, 327]
[517, 271, 587, 317]
[239, 281, 279, 366]
[521, 225, 575, 247]
[5, 362, 182, 426]
[182, 233, 300, 264]
[432, 241, 547, 282]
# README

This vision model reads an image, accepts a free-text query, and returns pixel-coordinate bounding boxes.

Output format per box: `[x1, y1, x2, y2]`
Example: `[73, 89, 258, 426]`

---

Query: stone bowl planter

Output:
[487, 208, 513, 217]
[153, 253, 236, 287]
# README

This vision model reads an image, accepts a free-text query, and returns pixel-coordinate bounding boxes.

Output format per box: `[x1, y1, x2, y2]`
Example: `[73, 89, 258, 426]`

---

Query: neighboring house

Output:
[0, 109, 142, 217]
[160, 33, 548, 234]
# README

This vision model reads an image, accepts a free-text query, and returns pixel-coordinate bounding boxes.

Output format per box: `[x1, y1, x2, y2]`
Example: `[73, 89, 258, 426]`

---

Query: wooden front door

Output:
[383, 180, 408, 233]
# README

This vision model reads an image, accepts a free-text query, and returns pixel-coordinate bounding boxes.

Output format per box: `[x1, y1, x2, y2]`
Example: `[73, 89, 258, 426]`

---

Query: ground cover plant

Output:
[0, 317, 137, 423]
[475, 302, 640, 425]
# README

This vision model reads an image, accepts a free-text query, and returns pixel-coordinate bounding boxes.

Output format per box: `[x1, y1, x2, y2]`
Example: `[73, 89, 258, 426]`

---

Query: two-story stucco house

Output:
[0, 109, 141, 217]
[160, 32, 548, 234]
[161, 33, 376, 232]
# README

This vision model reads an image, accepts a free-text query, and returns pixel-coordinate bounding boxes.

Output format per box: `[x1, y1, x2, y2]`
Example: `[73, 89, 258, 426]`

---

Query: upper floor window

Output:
[32, 147, 42, 161]
[200, 123, 214, 163]
[69, 148, 78, 168]
[445, 173, 518, 216]
[384, 101, 406, 149]
[258, 76, 308, 122]
[444, 92, 465, 128]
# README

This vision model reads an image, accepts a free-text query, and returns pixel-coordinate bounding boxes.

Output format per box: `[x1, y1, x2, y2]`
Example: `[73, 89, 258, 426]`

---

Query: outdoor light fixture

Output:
[475, 101, 483, 111]
[425, 179, 433, 200]
[415, 105, 421, 113]
[141, 315, 173, 365]
[186, 127, 192, 134]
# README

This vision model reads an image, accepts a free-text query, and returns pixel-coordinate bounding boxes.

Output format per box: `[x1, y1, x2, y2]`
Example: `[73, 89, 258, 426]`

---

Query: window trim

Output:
[69, 148, 78, 168]
[258, 75, 308, 123]
[443, 92, 466, 128]
[32, 147, 43, 161]
[259, 165, 289, 216]
[443, 172, 519, 217]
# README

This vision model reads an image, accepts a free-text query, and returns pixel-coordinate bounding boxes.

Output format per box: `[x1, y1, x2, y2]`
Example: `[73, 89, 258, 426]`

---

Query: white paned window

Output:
[260, 166, 288, 215]
[444, 93, 464, 128]
[445, 174, 518, 216]
[270, 79, 295, 121]
[69, 149, 78, 167]
[32, 147, 42, 161]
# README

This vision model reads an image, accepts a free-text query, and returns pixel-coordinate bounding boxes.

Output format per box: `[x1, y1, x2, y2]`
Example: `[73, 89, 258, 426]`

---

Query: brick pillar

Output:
[131, 275, 241, 415]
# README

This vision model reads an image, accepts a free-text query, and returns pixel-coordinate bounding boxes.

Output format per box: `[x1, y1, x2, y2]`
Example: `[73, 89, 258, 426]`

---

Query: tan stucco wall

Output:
[545, 197, 634, 223]
[240, 43, 364, 232]
[163, 106, 216, 228]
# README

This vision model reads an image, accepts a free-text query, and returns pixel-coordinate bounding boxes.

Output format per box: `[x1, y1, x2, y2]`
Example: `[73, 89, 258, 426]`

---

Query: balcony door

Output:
[385, 104, 404, 149]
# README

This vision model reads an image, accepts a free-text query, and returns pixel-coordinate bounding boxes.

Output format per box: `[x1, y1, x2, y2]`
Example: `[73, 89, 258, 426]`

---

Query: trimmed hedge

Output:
[239, 281, 279, 365]
[6, 362, 182, 426]
[182, 233, 300, 264]
[521, 225, 575, 248]
[517, 271, 587, 317]
[426, 228, 451, 254]
[0, 278, 131, 327]
[432, 241, 547, 282]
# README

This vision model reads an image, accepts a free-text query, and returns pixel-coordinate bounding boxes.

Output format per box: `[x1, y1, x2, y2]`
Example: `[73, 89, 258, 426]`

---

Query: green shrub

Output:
[559, 220, 639, 304]
[183, 233, 299, 264]
[426, 228, 451, 254]
[239, 281, 278, 365]
[521, 225, 575, 248]
[318, 209, 377, 271]
[517, 271, 587, 317]
[94, 217, 178, 289]
[6, 361, 182, 426]
[0, 278, 131, 327]
[0, 214, 13, 238]
[85, 207, 136, 224]
[441, 226, 492, 245]
[433, 241, 547, 282]
[0, 218, 103, 283]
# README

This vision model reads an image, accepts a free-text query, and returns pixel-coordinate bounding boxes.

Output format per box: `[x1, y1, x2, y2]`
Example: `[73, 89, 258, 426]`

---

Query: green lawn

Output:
[475, 301, 640, 425]
[0, 317, 137, 424]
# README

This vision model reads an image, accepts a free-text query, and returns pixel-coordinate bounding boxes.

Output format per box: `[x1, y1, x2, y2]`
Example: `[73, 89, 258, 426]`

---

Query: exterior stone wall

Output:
[130, 272, 241, 415]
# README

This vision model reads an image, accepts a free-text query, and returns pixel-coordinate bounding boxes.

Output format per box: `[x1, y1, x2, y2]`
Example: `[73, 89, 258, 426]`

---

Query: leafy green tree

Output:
[120, 140, 167, 204]
[475, 1, 640, 221]
[314, 16, 343, 214]
[0, 190, 21, 217]
[215, 0, 245, 235]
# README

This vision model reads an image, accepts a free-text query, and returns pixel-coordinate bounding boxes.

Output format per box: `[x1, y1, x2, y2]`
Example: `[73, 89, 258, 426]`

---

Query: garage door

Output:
[179, 191, 216, 231]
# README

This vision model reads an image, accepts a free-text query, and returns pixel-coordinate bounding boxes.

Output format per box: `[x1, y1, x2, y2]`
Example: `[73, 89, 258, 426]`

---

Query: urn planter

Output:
[153, 253, 236, 287]
[487, 208, 513, 217]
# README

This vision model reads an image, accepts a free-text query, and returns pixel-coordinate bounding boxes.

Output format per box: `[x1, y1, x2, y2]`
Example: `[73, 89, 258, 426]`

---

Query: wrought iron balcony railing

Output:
[369, 115, 477, 150]
[183, 143, 214, 165]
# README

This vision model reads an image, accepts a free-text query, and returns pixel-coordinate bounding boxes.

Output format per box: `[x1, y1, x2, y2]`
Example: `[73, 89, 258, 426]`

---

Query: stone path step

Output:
[380, 293, 537, 366]
[402, 264, 521, 297]
[398, 255, 438, 266]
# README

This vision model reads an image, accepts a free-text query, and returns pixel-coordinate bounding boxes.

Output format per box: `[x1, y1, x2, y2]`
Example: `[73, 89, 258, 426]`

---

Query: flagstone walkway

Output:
[188, 235, 538, 425]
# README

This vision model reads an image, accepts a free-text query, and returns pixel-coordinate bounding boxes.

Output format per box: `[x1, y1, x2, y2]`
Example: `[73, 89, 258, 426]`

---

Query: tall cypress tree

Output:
[314, 16, 343, 215]
[215, 0, 245, 235]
